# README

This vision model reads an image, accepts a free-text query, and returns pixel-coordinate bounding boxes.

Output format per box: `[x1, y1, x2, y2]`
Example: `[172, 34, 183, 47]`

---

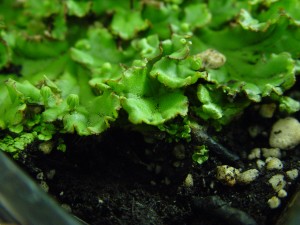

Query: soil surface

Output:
[16, 104, 300, 225]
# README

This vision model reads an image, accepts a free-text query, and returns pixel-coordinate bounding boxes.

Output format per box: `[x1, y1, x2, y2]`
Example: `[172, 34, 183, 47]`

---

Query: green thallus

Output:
[0, 0, 299, 157]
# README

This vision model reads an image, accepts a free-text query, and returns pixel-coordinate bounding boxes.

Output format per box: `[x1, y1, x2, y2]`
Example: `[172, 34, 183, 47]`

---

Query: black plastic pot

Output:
[0, 151, 87, 225]
[276, 183, 300, 225]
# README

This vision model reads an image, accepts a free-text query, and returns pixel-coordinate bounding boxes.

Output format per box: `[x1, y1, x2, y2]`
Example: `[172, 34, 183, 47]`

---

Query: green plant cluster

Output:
[192, 145, 209, 165]
[0, 0, 300, 153]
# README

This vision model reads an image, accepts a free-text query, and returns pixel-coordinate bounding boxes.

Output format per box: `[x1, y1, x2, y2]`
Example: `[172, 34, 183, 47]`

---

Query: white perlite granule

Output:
[216, 165, 240, 186]
[265, 157, 283, 170]
[237, 169, 259, 184]
[286, 169, 299, 180]
[268, 174, 286, 192]
[269, 117, 300, 150]
[268, 196, 281, 209]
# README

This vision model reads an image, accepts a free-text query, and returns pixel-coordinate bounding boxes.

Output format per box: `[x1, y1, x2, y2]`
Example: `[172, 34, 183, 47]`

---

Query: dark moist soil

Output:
[16, 105, 300, 225]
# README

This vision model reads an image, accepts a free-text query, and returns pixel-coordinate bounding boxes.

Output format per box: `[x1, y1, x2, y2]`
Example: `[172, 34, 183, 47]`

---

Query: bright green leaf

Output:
[109, 67, 188, 125]
[111, 9, 148, 40]
[150, 56, 204, 88]
[70, 27, 129, 81]
[183, 3, 211, 29]
[161, 34, 191, 59]
[66, 0, 92, 17]
[194, 84, 250, 126]
[132, 34, 162, 60]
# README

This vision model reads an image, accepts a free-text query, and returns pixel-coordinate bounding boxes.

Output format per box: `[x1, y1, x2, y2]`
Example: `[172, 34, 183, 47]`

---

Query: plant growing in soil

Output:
[0, 0, 299, 155]
[1, 1, 300, 225]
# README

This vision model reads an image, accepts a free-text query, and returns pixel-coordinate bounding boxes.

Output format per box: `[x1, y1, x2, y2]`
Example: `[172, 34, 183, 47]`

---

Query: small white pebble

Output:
[36, 172, 44, 180]
[216, 165, 240, 186]
[40, 181, 49, 192]
[259, 103, 276, 118]
[184, 173, 194, 188]
[286, 169, 299, 180]
[269, 117, 300, 150]
[256, 159, 265, 170]
[278, 189, 288, 198]
[268, 196, 281, 209]
[248, 148, 261, 160]
[266, 157, 283, 170]
[237, 169, 259, 184]
[39, 141, 53, 154]
[262, 148, 281, 159]
[269, 174, 286, 192]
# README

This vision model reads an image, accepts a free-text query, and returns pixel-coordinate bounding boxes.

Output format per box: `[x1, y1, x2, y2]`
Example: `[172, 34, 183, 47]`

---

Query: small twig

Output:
[192, 196, 257, 225]
[190, 122, 244, 168]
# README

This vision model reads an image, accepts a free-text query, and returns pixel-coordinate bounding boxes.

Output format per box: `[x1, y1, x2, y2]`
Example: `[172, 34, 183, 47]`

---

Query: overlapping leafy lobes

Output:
[0, 0, 300, 152]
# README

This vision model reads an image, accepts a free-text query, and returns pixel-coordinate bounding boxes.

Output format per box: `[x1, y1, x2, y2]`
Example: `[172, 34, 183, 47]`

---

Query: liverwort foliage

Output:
[192, 145, 209, 165]
[0, 0, 300, 155]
